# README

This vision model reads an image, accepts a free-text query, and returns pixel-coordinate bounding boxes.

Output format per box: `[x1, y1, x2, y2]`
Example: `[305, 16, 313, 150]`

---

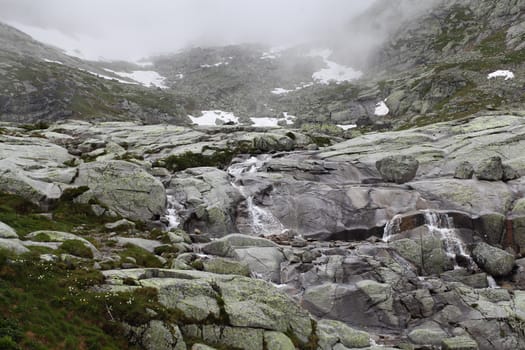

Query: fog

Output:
[0, 0, 376, 61]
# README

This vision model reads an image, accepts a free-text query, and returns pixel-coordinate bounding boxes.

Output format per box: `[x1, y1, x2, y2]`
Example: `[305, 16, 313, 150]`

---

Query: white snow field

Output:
[310, 49, 362, 84]
[104, 69, 168, 89]
[189, 111, 239, 126]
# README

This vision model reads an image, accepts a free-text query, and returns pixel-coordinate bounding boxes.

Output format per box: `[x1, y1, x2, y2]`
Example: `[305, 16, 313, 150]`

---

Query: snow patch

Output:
[261, 46, 288, 60]
[81, 69, 138, 85]
[189, 110, 239, 126]
[272, 82, 314, 95]
[283, 112, 296, 125]
[272, 88, 292, 95]
[250, 117, 280, 127]
[250, 113, 296, 127]
[201, 62, 228, 68]
[487, 70, 515, 80]
[337, 124, 357, 130]
[104, 69, 168, 89]
[310, 49, 362, 84]
[374, 101, 389, 116]
[43, 58, 63, 65]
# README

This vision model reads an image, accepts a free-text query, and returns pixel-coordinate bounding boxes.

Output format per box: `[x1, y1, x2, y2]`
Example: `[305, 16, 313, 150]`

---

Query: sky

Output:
[0, 0, 374, 61]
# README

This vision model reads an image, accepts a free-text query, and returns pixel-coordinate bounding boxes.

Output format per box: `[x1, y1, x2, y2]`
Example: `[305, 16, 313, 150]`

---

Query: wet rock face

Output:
[376, 155, 419, 184]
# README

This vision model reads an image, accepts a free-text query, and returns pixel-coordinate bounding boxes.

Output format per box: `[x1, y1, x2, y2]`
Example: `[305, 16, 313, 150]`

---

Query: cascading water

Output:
[423, 210, 471, 265]
[227, 155, 284, 236]
[383, 210, 475, 269]
[163, 194, 181, 230]
[382, 214, 402, 242]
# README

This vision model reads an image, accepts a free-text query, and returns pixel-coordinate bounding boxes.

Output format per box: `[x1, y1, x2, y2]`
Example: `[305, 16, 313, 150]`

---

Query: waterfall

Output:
[423, 211, 468, 259]
[382, 214, 402, 242]
[163, 194, 181, 230]
[227, 155, 284, 236]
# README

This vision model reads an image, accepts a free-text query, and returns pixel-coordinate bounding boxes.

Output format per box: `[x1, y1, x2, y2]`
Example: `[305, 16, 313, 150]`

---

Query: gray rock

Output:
[74, 160, 166, 221]
[0, 238, 30, 254]
[0, 221, 17, 238]
[441, 336, 478, 350]
[202, 234, 277, 257]
[454, 161, 474, 179]
[218, 277, 313, 344]
[191, 344, 217, 350]
[408, 327, 447, 346]
[317, 319, 370, 349]
[201, 257, 250, 276]
[376, 155, 419, 184]
[115, 237, 164, 253]
[233, 247, 284, 282]
[475, 157, 503, 181]
[503, 164, 520, 181]
[125, 321, 186, 350]
[168, 167, 242, 236]
[105, 219, 136, 230]
[263, 331, 295, 350]
[472, 242, 515, 277]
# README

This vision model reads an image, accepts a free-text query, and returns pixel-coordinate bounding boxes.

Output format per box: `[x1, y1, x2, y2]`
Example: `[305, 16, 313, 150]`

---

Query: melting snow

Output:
[272, 88, 292, 95]
[189, 110, 239, 126]
[487, 70, 515, 80]
[283, 112, 296, 125]
[337, 124, 357, 130]
[310, 49, 362, 84]
[104, 69, 168, 89]
[201, 62, 228, 68]
[81, 69, 137, 85]
[250, 113, 296, 127]
[250, 117, 281, 127]
[374, 101, 389, 116]
[43, 58, 63, 65]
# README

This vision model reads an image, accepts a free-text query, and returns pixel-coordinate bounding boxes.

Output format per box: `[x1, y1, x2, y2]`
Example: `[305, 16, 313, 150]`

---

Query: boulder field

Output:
[1, 113, 525, 349]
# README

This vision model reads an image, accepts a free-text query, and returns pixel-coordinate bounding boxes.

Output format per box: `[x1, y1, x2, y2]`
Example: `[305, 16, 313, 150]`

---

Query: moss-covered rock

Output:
[472, 242, 515, 277]
[317, 319, 370, 349]
[74, 160, 166, 221]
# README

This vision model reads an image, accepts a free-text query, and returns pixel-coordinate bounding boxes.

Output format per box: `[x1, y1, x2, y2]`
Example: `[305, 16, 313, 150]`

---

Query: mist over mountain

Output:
[0, 0, 375, 61]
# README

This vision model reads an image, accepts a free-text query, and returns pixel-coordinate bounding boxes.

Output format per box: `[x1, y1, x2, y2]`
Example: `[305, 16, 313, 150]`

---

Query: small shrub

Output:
[59, 240, 94, 259]
[120, 244, 162, 268]
[0, 335, 19, 350]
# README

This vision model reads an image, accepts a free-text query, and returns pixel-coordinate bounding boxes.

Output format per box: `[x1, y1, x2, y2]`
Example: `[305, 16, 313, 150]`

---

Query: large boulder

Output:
[475, 157, 503, 181]
[74, 160, 166, 221]
[454, 161, 474, 179]
[0, 222, 17, 239]
[376, 155, 419, 184]
[472, 242, 515, 277]
[168, 167, 242, 236]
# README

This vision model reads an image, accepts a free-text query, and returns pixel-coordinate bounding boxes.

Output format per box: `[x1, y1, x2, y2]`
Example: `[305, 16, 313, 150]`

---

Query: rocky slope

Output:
[1, 0, 525, 349]
[1, 112, 525, 349]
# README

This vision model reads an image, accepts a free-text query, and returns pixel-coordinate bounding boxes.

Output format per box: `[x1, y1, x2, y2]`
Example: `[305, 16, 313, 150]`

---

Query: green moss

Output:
[120, 244, 162, 268]
[59, 186, 89, 202]
[310, 136, 331, 147]
[158, 145, 254, 172]
[0, 191, 114, 237]
[20, 121, 50, 131]
[59, 240, 94, 259]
